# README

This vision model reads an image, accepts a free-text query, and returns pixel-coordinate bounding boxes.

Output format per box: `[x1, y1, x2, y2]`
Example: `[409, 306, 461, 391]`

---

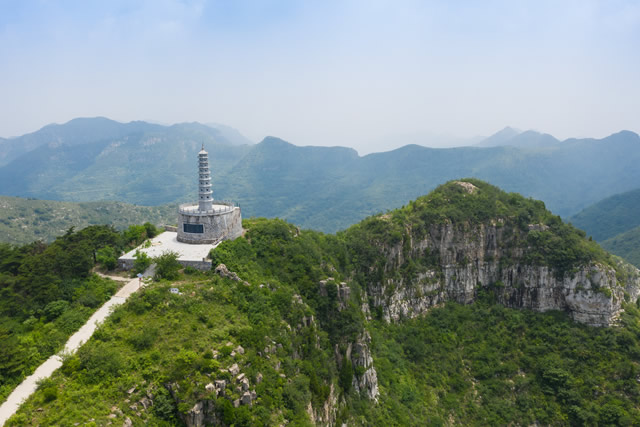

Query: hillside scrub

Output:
[7, 219, 640, 424]
[0, 223, 161, 404]
[5, 181, 640, 425]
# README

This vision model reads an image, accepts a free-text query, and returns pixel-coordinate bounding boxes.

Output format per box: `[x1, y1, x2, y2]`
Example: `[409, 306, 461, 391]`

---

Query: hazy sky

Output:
[1, 0, 639, 154]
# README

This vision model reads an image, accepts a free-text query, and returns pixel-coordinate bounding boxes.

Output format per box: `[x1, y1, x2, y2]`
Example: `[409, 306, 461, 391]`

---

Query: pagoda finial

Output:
[201, 142, 205, 151]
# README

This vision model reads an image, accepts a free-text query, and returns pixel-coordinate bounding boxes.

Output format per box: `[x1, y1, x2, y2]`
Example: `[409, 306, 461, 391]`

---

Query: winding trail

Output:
[0, 266, 155, 426]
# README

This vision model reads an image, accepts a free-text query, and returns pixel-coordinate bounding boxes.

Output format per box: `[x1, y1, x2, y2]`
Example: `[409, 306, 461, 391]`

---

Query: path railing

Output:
[178, 201, 238, 216]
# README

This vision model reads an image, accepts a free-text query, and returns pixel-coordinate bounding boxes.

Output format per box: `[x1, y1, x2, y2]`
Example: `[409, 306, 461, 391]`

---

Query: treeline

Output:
[0, 223, 160, 403]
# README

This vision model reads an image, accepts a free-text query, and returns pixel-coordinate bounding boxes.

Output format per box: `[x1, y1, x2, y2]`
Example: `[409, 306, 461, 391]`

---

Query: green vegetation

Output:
[344, 180, 616, 279]
[0, 223, 162, 403]
[0, 195, 175, 245]
[602, 226, 640, 268]
[570, 187, 640, 242]
[4, 181, 640, 425]
[365, 296, 640, 425]
[153, 251, 182, 281]
[568, 188, 640, 268]
[2, 118, 640, 233]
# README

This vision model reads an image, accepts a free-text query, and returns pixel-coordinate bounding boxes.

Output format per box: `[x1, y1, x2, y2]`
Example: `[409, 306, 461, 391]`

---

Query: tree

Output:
[133, 250, 151, 274]
[96, 246, 118, 270]
[153, 251, 181, 281]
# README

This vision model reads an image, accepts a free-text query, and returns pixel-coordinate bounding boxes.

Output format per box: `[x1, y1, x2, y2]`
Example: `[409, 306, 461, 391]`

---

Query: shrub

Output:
[96, 246, 118, 270]
[133, 250, 151, 275]
[44, 300, 69, 321]
[153, 251, 181, 281]
[42, 386, 58, 402]
[77, 342, 125, 382]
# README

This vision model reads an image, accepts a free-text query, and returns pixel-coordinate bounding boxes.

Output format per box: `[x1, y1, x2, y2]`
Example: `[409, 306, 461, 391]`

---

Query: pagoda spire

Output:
[198, 145, 213, 211]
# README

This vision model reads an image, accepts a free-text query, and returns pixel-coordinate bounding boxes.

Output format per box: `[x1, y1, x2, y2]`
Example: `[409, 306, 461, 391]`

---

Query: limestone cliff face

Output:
[364, 221, 639, 327]
[347, 331, 379, 401]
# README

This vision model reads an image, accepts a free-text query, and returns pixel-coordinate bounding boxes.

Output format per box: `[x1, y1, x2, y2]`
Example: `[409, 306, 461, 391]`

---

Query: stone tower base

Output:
[177, 202, 242, 244]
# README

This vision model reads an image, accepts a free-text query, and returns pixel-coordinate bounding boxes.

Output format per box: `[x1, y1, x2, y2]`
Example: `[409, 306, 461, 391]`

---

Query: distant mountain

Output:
[570, 187, 640, 241]
[218, 131, 640, 231]
[0, 117, 252, 167]
[1, 118, 639, 233]
[569, 187, 640, 268]
[601, 225, 640, 268]
[475, 126, 521, 147]
[0, 195, 176, 244]
[477, 127, 560, 149]
[206, 122, 255, 146]
[0, 117, 163, 166]
[0, 118, 253, 205]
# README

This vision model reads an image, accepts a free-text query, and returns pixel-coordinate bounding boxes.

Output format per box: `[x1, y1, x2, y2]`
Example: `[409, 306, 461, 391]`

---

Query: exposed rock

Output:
[233, 399, 240, 408]
[184, 402, 205, 427]
[453, 180, 478, 193]
[241, 378, 250, 391]
[235, 345, 245, 355]
[241, 391, 253, 406]
[123, 418, 132, 427]
[365, 221, 639, 327]
[215, 264, 242, 282]
[127, 386, 136, 395]
[139, 396, 151, 410]
[229, 363, 239, 376]
[308, 383, 339, 425]
[205, 383, 215, 393]
[256, 372, 263, 384]
[347, 331, 379, 401]
[236, 373, 245, 382]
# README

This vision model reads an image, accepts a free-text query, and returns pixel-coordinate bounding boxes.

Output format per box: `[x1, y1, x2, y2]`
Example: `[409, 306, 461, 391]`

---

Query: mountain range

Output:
[570, 187, 640, 268]
[1, 118, 640, 232]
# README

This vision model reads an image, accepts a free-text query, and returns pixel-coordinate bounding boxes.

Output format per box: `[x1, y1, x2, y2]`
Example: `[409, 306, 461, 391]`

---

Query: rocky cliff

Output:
[351, 180, 640, 328]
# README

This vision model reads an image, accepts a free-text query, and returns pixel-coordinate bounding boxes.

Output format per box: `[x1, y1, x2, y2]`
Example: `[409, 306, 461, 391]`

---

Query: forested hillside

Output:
[602, 227, 640, 269]
[0, 223, 160, 403]
[570, 188, 640, 241]
[6, 181, 640, 426]
[0, 196, 176, 244]
[1, 118, 640, 232]
[569, 188, 640, 268]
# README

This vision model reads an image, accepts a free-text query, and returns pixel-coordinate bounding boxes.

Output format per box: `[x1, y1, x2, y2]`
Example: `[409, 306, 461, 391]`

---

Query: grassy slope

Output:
[7, 180, 640, 426]
[0, 196, 176, 244]
[8, 255, 640, 426]
[0, 275, 121, 403]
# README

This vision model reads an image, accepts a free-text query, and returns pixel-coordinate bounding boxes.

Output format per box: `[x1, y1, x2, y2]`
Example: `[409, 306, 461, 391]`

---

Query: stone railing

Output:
[178, 201, 237, 216]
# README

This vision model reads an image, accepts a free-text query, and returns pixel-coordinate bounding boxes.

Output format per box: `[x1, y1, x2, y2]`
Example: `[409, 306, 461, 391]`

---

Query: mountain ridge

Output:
[1, 118, 640, 233]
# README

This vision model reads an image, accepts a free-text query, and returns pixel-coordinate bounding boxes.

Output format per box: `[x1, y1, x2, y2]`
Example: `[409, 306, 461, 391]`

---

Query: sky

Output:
[1, 0, 639, 154]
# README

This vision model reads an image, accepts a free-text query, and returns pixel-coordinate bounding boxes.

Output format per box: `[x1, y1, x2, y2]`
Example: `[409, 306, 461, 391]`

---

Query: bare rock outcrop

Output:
[365, 221, 639, 327]
[348, 332, 379, 401]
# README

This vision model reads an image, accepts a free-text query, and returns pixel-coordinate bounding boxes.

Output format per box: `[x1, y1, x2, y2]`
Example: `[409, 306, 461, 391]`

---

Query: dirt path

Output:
[0, 266, 155, 426]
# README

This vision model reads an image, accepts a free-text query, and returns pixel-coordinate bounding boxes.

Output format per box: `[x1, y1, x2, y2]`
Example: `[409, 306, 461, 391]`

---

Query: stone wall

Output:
[119, 258, 212, 272]
[177, 207, 242, 244]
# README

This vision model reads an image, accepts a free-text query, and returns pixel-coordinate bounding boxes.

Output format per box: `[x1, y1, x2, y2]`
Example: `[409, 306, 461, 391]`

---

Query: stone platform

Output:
[118, 231, 220, 271]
